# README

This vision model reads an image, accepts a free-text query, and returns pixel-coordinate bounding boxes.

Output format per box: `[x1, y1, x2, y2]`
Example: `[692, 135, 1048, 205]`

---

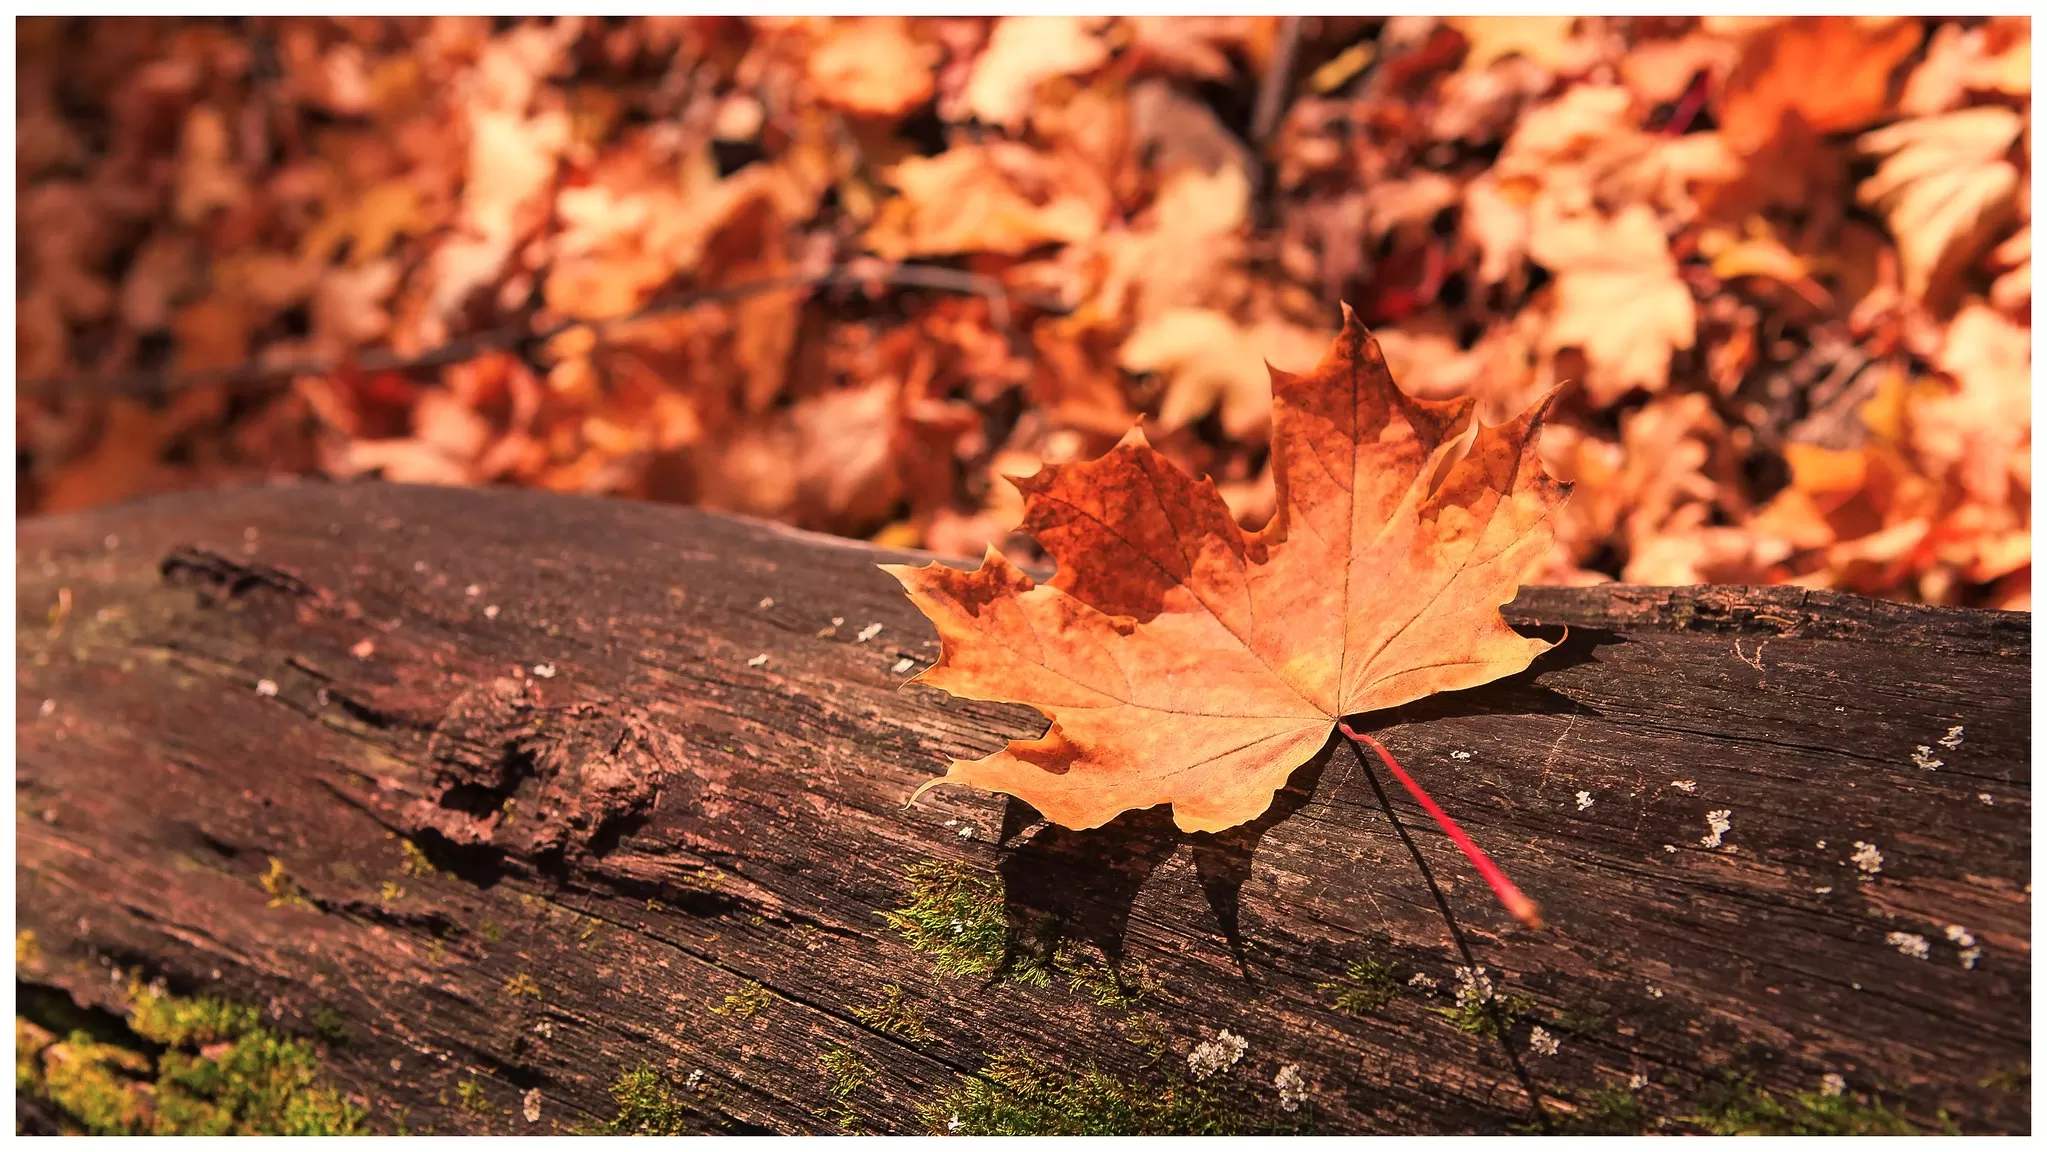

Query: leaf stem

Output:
[1337, 721, 1544, 930]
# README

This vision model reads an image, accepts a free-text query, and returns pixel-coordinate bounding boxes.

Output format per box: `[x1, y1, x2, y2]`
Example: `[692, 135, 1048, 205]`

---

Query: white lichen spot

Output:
[1450, 750, 1473, 761]
[255, 679, 279, 697]
[350, 638, 376, 660]
[956, 824, 976, 840]
[947, 1115, 963, 1133]
[1815, 839, 1826, 849]
[534, 1020, 553, 1038]
[1911, 745, 1944, 770]
[1629, 1074, 1649, 1091]
[758, 597, 775, 610]
[1946, 925, 1982, 969]
[532, 663, 556, 679]
[484, 604, 500, 620]
[465, 584, 482, 598]
[1187, 1028, 1248, 1080]
[390, 1057, 402, 1072]
[522, 1088, 542, 1124]
[1700, 809, 1732, 849]
[1645, 983, 1664, 999]
[832, 616, 845, 627]
[856, 622, 884, 643]
[685, 1069, 704, 1092]
[1938, 724, 1965, 750]
[1814, 886, 1833, 895]
[1885, 931, 1930, 960]
[1407, 972, 1439, 994]
[1663, 844, 1677, 854]
[1850, 841, 1883, 875]
[1671, 780, 1697, 794]
[892, 657, 916, 674]
[1977, 793, 1994, 806]
[747, 654, 769, 668]
[1528, 1025, 1560, 1057]
[1575, 790, 1594, 811]
[1274, 1063, 1308, 1112]
[38, 699, 55, 718]
[1820, 1072, 1846, 1097]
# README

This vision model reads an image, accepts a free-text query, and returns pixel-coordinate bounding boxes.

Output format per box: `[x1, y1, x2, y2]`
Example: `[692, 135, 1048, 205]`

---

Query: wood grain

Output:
[15, 482, 2031, 1134]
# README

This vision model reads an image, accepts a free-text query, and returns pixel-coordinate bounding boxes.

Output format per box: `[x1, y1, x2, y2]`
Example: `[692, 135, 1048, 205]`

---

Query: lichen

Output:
[503, 973, 542, 1000]
[16, 979, 365, 1135]
[455, 1078, 492, 1116]
[852, 983, 934, 1043]
[1320, 959, 1398, 1015]
[399, 838, 437, 878]
[1433, 966, 1536, 1038]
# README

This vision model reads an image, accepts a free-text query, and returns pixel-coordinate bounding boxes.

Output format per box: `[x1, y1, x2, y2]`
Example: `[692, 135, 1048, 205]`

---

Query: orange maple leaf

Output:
[884, 307, 1566, 926]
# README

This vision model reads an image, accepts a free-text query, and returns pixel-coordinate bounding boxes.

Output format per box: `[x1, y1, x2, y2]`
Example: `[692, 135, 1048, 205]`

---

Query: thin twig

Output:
[20, 263, 1030, 402]
[1342, 726, 1552, 1132]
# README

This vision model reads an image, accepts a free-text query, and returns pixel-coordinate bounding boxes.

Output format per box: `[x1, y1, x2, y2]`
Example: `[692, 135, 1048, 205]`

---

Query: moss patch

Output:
[852, 984, 934, 1044]
[16, 979, 364, 1135]
[1688, 1073, 1922, 1136]
[880, 861, 1008, 978]
[589, 1063, 695, 1136]
[819, 1047, 875, 1132]
[1320, 959, 1398, 1016]
[711, 980, 770, 1019]
[922, 1048, 1312, 1136]
[881, 861, 1156, 1007]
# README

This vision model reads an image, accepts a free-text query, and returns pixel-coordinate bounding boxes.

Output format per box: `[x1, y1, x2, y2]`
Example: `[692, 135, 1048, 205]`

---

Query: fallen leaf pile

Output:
[16, 16, 2032, 609]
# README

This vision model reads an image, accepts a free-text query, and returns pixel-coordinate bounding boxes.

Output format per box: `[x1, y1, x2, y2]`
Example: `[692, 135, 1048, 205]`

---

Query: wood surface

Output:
[15, 481, 2032, 1134]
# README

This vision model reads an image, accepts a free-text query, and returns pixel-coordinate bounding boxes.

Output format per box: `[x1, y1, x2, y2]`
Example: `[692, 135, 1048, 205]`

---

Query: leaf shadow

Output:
[994, 740, 1339, 985]
[979, 624, 1620, 990]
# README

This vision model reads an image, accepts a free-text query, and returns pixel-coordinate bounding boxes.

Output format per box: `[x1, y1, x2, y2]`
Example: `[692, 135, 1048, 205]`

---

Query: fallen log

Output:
[14, 481, 2031, 1135]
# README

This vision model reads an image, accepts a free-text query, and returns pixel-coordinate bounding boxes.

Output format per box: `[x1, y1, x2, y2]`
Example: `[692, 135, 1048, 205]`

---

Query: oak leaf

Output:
[885, 308, 1566, 842]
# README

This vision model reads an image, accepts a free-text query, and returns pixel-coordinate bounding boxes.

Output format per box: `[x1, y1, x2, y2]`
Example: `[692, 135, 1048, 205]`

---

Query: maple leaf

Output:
[885, 308, 1564, 925]
[1715, 16, 1924, 155]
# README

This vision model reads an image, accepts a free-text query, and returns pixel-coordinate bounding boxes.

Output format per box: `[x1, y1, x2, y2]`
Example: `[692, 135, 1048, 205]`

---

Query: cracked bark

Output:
[16, 482, 2031, 1134]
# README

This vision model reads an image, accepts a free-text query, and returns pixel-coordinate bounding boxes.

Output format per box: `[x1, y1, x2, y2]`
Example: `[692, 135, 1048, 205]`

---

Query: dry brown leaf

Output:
[885, 309, 1566, 838]
[1529, 200, 1696, 403]
[1119, 309, 1328, 439]
[1715, 16, 1923, 155]
[957, 16, 1110, 130]
[866, 144, 1102, 259]
[807, 17, 939, 118]
[1448, 16, 1587, 74]
[1857, 106, 2024, 302]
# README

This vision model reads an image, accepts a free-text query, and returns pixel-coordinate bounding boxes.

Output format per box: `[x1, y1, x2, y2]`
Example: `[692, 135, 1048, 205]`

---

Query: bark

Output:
[15, 481, 2031, 1134]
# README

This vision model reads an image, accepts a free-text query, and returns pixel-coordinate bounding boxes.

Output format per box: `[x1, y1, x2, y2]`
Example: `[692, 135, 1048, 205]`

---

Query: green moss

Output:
[478, 919, 505, 944]
[399, 839, 437, 878]
[1432, 967, 1535, 1038]
[310, 1006, 351, 1048]
[17, 980, 365, 1135]
[259, 857, 312, 910]
[1548, 1082, 1656, 1135]
[711, 980, 770, 1019]
[455, 1078, 492, 1116]
[1980, 1062, 2029, 1094]
[852, 983, 934, 1043]
[881, 861, 1156, 1007]
[922, 1050, 1307, 1136]
[819, 1047, 875, 1132]
[1688, 1073, 1920, 1136]
[1320, 959, 1398, 1015]
[880, 861, 1008, 978]
[589, 1063, 695, 1136]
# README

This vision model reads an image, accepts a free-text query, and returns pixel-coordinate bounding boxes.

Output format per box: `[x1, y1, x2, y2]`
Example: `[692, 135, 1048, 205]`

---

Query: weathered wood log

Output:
[15, 481, 2030, 1135]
